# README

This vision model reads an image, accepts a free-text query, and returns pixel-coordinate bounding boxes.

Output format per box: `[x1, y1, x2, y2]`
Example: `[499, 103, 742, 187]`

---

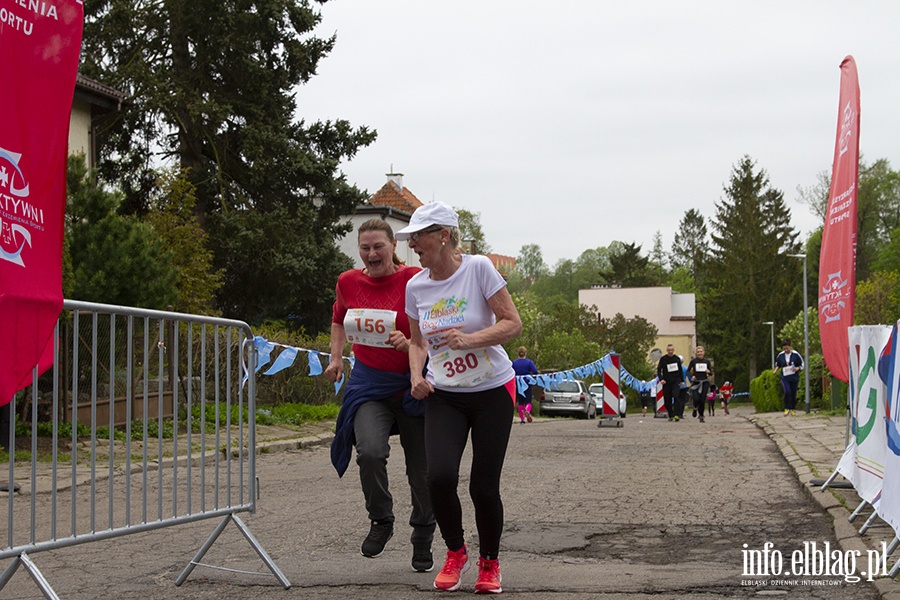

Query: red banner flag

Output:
[0, 1, 84, 404]
[818, 56, 860, 383]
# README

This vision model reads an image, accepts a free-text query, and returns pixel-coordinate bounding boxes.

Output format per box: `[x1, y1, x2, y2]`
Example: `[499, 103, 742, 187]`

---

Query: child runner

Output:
[719, 381, 733, 415]
[706, 384, 717, 416]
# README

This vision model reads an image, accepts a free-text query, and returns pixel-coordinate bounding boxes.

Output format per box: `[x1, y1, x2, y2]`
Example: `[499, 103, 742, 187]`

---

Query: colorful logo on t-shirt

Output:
[421, 296, 468, 347]
[422, 296, 467, 326]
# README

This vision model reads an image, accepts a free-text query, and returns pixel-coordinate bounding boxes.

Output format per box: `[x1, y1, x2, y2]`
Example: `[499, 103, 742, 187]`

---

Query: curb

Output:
[257, 431, 335, 454]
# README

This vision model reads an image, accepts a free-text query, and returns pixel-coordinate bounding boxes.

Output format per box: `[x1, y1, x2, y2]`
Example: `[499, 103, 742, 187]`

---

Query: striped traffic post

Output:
[655, 379, 667, 418]
[599, 354, 624, 427]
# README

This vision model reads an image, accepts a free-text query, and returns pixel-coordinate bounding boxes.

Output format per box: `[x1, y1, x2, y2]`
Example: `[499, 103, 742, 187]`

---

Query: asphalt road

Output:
[0, 411, 881, 599]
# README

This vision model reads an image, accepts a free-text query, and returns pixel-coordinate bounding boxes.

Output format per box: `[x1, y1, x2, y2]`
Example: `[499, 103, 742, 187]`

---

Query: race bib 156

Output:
[344, 309, 397, 347]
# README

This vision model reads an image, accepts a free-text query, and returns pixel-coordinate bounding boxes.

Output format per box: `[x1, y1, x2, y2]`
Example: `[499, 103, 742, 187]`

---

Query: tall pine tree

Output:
[671, 208, 709, 285]
[705, 156, 801, 387]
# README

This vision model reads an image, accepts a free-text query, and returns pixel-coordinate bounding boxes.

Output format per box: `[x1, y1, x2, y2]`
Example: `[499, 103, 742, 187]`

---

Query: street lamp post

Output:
[762, 321, 775, 369]
[788, 253, 811, 414]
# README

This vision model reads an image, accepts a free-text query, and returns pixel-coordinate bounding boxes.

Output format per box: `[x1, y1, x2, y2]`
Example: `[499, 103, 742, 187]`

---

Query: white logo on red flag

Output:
[0, 147, 30, 197]
[838, 100, 857, 158]
[0, 146, 36, 267]
[819, 271, 850, 324]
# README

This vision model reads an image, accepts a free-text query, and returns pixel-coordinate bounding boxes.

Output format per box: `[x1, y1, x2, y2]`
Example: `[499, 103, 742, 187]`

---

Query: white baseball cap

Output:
[395, 202, 459, 240]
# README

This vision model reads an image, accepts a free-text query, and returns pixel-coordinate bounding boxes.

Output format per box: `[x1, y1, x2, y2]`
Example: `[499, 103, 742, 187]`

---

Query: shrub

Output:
[798, 353, 828, 410]
[750, 354, 829, 413]
[750, 369, 782, 413]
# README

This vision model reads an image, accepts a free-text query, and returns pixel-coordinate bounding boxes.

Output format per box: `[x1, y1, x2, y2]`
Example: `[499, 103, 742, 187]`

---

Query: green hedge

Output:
[750, 369, 783, 413]
[750, 366, 832, 412]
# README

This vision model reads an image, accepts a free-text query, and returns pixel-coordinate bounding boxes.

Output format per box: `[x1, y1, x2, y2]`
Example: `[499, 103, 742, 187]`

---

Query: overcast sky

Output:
[298, 1, 900, 266]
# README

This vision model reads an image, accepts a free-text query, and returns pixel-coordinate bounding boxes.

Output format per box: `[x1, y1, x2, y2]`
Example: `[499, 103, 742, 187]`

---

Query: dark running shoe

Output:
[361, 520, 393, 558]
[412, 542, 434, 572]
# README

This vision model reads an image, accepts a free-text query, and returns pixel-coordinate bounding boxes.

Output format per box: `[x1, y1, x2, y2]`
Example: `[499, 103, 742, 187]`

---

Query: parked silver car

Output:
[538, 380, 596, 419]
[588, 383, 627, 418]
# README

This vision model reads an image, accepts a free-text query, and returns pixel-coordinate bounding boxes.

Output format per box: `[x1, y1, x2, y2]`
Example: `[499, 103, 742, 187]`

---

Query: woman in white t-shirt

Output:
[398, 202, 522, 594]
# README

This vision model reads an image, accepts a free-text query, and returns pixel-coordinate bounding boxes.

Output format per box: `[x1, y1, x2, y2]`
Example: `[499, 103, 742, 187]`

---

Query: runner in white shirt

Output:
[399, 202, 522, 594]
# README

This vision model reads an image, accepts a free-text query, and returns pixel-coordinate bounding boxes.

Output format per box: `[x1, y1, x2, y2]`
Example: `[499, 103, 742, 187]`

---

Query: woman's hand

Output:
[443, 327, 471, 351]
[387, 330, 410, 352]
[323, 359, 343, 384]
[410, 374, 434, 400]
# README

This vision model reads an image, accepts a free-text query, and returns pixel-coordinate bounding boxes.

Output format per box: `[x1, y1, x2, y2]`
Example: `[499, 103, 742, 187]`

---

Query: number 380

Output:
[443, 353, 479, 378]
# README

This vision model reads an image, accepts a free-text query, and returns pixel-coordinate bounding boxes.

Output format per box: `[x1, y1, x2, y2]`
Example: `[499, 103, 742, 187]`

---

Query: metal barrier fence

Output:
[0, 300, 290, 598]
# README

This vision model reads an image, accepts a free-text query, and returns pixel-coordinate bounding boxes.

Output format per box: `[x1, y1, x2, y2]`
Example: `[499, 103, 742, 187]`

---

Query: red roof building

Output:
[367, 173, 424, 214]
[486, 253, 516, 273]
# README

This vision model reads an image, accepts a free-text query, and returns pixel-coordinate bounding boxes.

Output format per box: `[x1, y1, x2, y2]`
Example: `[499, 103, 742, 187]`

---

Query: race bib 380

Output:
[432, 348, 494, 388]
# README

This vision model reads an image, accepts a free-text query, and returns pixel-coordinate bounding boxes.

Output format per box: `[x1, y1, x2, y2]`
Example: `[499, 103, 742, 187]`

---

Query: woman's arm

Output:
[323, 322, 346, 383]
[408, 318, 434, 399]
[444, 287, 522, 350]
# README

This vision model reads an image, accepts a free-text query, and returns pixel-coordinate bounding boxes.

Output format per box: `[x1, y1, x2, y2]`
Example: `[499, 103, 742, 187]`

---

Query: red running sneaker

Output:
[434, 546, 470, 591]
[474, 557, 502, 594]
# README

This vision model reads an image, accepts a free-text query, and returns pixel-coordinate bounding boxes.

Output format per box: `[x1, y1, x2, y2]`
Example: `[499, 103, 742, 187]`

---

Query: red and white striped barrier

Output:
[655, 380, 667, 417]
[602, 354, 621, 417]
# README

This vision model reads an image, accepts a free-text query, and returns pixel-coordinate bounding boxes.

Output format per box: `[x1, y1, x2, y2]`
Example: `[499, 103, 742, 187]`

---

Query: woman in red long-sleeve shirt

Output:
[325, 219, 435, 573]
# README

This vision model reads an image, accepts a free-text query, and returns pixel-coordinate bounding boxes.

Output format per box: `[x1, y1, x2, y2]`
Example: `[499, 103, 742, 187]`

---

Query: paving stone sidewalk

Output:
[749, 407, 900, 599]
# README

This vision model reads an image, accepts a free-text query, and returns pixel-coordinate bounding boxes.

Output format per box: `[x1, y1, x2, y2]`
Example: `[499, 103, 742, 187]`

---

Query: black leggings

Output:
[662, 381, 680, 418]
[424, 384, 514, 560]
[691, 380, 709, 417]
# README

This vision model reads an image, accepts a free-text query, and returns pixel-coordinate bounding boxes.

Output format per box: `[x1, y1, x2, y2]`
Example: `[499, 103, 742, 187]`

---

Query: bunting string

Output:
[246, 336, 661, 397]
[526, 352, 658, 394]
[242, 336, 352, 392]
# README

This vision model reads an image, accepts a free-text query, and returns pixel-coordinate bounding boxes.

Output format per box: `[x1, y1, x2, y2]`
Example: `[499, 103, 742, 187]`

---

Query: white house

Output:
[578, 285, 697, 362]
[68, 75, 124, 170]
